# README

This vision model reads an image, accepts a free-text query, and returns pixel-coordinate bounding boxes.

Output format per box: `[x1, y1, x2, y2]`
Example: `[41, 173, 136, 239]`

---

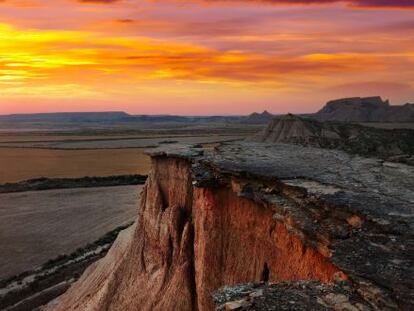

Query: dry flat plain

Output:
[0, 148, 151, 184]
[0, 185, 142, 279]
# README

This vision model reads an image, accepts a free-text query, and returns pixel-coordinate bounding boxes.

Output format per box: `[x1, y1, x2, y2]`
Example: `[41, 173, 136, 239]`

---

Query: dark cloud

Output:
[74, 0, 414, 7]
[117, 19, 135, 23]
[204, 0, 414, 8]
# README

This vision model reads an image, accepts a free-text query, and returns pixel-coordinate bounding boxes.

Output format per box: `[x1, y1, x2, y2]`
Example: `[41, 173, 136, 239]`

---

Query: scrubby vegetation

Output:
[0, 175, 147, 193]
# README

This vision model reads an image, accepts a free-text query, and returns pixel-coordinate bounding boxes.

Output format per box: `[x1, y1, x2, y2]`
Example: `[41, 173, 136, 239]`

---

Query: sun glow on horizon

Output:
[0, 0, 413, 114]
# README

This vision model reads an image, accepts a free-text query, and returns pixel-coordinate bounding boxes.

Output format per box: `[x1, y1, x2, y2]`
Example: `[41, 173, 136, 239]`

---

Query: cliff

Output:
[314, 96, 414, 122]
[250, 114, 414, 163]
[45, 143, 413, 311]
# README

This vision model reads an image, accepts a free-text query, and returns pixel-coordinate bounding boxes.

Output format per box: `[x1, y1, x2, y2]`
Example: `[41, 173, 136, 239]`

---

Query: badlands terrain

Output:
[0, 96, 413, 310]
[46, 142, 414, 311]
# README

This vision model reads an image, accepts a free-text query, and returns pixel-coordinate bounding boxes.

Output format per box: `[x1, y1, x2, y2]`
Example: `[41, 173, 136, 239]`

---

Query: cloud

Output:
[199, 0, 414, 8]
[70, 0, 414, 8]
[78, 0, 120, 3]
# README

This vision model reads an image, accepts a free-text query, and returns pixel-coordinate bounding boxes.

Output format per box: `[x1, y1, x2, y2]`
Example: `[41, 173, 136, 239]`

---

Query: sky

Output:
[0, 0, 413, 115]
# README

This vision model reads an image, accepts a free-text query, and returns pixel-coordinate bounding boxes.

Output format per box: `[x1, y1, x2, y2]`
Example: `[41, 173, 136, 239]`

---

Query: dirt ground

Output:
[0, 185, 142, 280]
[0, 148, 151, 184]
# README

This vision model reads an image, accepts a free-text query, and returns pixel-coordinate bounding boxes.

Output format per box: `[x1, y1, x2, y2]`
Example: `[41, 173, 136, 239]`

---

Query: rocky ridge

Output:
[45, 142, 413, 311]
[250, 114, 414, 163]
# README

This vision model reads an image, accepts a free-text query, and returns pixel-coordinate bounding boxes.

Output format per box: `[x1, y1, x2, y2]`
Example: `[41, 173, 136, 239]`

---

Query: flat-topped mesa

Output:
[314, 96, 414, 122]
[45, 143, 414, 311]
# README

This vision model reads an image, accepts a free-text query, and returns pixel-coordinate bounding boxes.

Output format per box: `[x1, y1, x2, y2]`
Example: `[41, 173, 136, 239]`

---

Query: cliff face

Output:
[47, 155, 343, 311]
[46, 143, 413, 311]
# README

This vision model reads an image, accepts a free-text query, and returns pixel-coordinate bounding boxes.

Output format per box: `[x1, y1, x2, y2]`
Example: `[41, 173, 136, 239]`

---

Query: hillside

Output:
[250, 114, 414, 163]
[314, 96, 414, 122]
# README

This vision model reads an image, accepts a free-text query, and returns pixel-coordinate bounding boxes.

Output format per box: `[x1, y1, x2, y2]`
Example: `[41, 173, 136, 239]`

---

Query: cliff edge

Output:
[45, 143, 414, 310]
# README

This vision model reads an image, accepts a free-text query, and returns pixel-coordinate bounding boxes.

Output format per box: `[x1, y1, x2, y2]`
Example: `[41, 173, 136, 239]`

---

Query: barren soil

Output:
[0, 148, 151, 183]
[0, 185, 142, 280]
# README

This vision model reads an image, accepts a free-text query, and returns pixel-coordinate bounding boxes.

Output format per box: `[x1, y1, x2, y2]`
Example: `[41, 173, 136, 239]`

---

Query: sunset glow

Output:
[0, 0, 413, 114]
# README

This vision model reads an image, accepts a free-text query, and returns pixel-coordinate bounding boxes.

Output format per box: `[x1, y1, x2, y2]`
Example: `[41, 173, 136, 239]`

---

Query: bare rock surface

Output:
[46, 142, 413, 311]
[213, 281, 372, 311]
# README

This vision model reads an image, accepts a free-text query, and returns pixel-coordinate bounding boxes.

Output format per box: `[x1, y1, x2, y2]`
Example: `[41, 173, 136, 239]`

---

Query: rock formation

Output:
[243, 110, 274, 124]
[250, 114, 414, 163]
[314, 96, 414, 122]
[45, 143, 413, 311]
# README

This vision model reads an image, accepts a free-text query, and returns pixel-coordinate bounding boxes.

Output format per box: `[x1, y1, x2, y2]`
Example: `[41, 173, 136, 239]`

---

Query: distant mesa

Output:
[243, 110, 274, 124]
[314, 96, 414, 122]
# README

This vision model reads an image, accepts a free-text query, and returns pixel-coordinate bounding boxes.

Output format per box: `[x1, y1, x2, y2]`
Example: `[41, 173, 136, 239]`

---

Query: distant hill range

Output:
[250, 114, 414, 163]
[1, 96, 412, 124]
[0, 111, 130, 123]
[313, 96, 414, 122]
[0, 111, 243, 123]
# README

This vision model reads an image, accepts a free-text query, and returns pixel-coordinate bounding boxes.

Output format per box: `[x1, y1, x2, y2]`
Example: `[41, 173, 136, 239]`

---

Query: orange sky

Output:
[0, 0, 413, 115]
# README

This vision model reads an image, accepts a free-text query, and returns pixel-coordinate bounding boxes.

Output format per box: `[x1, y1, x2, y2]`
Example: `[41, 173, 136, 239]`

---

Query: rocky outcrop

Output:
[45, 143, 413, 311]
[243, 111, 274, 124]
[314, 96, 414, 122]
[250, 114, 414, 163]
[213, 281, 373, 310]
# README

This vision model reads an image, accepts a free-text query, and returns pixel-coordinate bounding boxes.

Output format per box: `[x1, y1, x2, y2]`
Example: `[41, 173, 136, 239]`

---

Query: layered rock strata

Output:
[46, 143, 414, 311]
[249, 114, 414, 163]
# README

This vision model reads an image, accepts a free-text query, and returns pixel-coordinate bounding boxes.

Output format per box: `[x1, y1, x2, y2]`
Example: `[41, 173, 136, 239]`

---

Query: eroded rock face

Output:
[193, 186, 343, 310]
[46, 143, 413, 311]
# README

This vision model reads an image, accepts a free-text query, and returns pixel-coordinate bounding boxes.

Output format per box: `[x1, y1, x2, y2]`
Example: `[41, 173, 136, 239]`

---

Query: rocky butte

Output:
[314, 96, 414, 122]
[44, 142, 413, 311]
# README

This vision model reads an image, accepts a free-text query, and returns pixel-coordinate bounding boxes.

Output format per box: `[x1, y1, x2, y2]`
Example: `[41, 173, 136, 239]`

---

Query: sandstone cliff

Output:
[45, 143, 413, 311]
[314, 96, 414, 122]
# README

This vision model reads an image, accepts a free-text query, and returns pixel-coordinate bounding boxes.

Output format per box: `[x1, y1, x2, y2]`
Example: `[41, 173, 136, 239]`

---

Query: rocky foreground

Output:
[45, 142, 413, 311]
